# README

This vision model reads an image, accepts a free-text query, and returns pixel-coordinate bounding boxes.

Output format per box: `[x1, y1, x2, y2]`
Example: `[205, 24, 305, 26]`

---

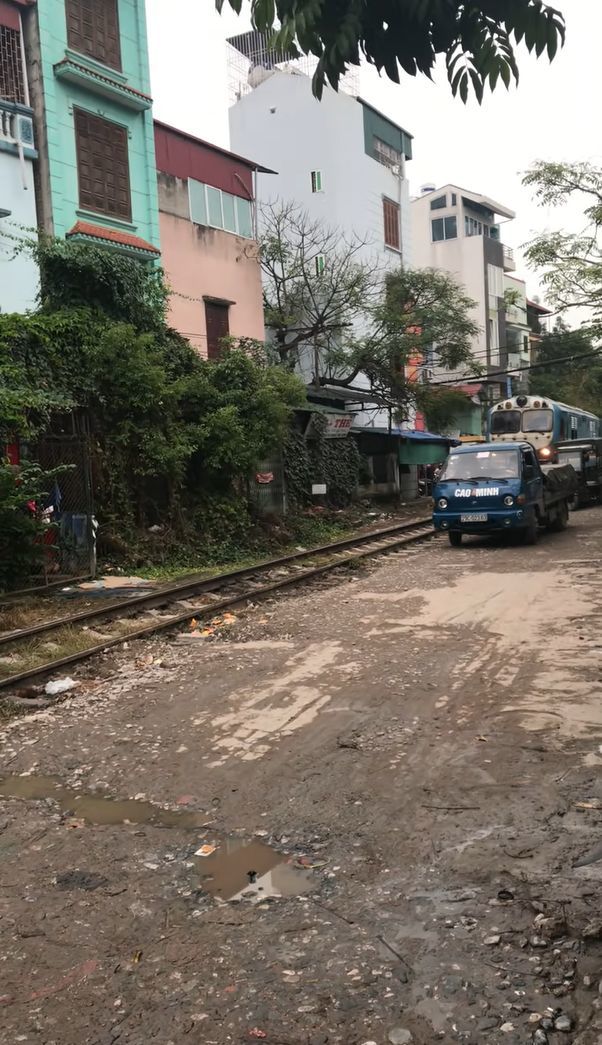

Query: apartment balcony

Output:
[502, 244, 515, 272]
[0, 100, 36, 157]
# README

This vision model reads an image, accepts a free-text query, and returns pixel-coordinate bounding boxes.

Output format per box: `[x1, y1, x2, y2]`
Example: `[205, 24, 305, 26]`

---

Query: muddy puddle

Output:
[194, 837, 314, 902]
[0, 775, 315, 902]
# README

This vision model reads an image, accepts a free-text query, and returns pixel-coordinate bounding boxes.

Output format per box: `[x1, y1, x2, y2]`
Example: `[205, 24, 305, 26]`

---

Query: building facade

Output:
[229, 69, 413, 279]
[504, 274, 531, 394]
[228, 47, 425, 496]
[411, 184, 517, 410]
[154, 121, 266, 356]
[0, 0, 39, 312]
[228, 58, 413, 427]
[22, 0, 159, 259]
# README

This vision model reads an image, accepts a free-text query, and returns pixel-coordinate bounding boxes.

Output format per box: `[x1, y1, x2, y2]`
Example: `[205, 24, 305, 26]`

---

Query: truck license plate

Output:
[461, 513, 487, 522]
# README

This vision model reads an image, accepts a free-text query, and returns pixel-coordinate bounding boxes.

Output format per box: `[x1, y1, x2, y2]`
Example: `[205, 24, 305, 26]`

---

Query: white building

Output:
[411, 184, 517, 403]
[0, 0, 39, 314]
[228, 49, 413, 437]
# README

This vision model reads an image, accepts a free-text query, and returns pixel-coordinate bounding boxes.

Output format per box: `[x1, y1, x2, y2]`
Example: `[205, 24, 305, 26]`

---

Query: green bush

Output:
[0, 461, 59, 591]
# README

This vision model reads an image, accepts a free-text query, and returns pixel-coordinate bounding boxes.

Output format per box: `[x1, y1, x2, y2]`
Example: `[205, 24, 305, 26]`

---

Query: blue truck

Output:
[432, 441, 577, 546]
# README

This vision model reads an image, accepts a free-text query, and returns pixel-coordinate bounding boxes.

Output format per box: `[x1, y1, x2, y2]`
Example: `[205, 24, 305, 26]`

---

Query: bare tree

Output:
[257, 202, 481, 422]
[258, 201, 380, 373]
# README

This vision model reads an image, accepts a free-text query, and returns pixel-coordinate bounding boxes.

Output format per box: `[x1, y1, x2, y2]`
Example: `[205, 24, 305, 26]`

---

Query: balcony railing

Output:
[502, 244, 515, 271]
[0, 99, 35, 149]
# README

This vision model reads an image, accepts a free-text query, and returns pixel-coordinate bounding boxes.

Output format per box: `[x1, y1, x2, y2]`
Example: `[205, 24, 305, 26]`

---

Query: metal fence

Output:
[33, 434, 96, 582]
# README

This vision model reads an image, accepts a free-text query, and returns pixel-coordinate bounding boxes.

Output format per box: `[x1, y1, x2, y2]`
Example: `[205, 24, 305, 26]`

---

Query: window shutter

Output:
[75, 109, 131, 221]
[383, 198, 400, 250]
[66, 0, 121, 71]
[205, 302, 230, 360]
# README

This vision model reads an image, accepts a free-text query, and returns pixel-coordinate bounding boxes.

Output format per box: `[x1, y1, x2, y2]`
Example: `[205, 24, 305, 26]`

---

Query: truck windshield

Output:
[522, 408, 553, 432]
[491, 410, 521, 434]
[440, 450, 520, 481]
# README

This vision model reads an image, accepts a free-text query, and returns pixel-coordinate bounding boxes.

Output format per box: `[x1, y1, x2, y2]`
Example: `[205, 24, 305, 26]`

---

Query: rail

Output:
[0, 515, 434, 691]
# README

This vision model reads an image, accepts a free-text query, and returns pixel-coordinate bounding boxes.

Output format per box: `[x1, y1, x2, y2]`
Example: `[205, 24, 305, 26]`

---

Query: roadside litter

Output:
[176, 613, 238, 643]
[195, 844, 218, 857]
[45, 677, 78, 696]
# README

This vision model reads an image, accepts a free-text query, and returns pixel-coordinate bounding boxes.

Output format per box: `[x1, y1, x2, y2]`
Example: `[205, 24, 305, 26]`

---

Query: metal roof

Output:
[153, 120, 276, 175]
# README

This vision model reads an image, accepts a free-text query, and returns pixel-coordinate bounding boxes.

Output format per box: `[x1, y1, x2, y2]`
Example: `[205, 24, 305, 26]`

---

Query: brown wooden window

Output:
[383, 198, 400, 250]
[0, 25, 26, 104]
[204, 301, 230, 360]
[66, 0, 121, 71]
[74, 109, 131, 221]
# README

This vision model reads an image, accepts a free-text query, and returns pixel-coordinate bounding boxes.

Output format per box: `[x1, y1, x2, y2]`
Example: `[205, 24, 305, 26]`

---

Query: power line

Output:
[429, 349, 602, 386]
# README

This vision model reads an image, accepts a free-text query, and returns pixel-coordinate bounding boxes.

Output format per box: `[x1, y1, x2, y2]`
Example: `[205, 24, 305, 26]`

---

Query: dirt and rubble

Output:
[1, 511, 602, 1044]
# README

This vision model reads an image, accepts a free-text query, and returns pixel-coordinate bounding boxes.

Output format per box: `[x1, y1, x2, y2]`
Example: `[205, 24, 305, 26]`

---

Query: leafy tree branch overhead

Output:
[523, 161, 602, 335]
[216, 0, 565, 100]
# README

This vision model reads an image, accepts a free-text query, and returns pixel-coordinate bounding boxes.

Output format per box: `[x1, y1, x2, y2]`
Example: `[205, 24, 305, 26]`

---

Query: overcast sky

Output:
[147, 0, 601, 303]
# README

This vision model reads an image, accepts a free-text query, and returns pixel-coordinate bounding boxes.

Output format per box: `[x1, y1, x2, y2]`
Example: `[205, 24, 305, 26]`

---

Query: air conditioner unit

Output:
[11, 113, 34, 147]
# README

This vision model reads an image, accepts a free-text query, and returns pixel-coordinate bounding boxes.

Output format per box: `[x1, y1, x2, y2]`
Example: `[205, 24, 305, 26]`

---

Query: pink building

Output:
[154, 121, 271, 357]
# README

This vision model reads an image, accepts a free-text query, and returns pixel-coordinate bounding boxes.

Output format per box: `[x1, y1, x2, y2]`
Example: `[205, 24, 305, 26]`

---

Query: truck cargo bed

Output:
[542, 464, 578, 503]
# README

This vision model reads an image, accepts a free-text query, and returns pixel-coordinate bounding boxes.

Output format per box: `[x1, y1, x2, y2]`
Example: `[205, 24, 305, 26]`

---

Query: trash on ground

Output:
[576, 799, 602, 810]
[195, 843, 218, 857]
[295, 856, 326, 869]
[45, 677, 78, 696]
[248, 1029, 267, 1039]
[79, 575, 154, 590]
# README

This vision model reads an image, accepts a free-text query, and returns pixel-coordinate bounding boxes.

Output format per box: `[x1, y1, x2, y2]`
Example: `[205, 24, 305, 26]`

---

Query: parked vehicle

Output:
[432, 441, 577, 546]
[556, 438, 602, 509]
[488, 394, 599, 462]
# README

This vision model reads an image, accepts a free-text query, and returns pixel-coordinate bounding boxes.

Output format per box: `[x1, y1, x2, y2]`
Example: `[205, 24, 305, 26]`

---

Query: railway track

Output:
[0, 515, 434, 692]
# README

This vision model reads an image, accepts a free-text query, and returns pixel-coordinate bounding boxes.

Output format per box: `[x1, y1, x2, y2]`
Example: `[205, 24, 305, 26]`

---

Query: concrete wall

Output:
[158, 172, 264, 354]
[25, 0, 159, 248]
[0, 150, 39, 312]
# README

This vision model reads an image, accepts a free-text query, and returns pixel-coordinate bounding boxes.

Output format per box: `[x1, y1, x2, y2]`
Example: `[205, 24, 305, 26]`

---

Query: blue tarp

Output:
[354, 426, 459, 446]
[397, 429, 461, 446]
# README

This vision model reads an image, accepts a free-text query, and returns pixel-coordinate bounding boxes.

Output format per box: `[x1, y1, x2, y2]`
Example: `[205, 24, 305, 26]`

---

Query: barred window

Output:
[0, 25, 26, 104]
[66, 0, 121, 71]
[74, 109, 131, 221]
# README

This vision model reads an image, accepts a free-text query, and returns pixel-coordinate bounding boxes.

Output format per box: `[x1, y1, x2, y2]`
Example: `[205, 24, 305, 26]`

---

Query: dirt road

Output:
[1, 512, 602, 1044]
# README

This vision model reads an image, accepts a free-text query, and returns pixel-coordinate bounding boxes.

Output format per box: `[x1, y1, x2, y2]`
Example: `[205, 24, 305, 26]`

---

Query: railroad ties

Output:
[0, 517, 434, 691]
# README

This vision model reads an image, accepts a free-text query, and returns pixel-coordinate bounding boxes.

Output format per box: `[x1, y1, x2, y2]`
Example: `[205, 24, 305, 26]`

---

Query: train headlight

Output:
[503, 495, 514, 506]
[437, 498, 448, 509]
[538, 447, 553, 460]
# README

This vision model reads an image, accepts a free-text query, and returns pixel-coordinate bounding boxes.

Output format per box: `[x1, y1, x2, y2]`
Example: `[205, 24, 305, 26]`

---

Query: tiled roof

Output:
[67, 221, 160, 255]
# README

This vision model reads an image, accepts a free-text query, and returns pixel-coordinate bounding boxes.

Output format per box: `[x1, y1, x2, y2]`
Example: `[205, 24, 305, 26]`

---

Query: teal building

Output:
[23, 0, 159, 258]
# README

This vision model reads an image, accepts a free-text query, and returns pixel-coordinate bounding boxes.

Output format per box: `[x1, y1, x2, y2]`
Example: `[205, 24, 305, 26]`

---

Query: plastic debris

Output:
[195, 844, 217, 858]
[45, 677, 78, 696]
[248, 1031, 267, 1040]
